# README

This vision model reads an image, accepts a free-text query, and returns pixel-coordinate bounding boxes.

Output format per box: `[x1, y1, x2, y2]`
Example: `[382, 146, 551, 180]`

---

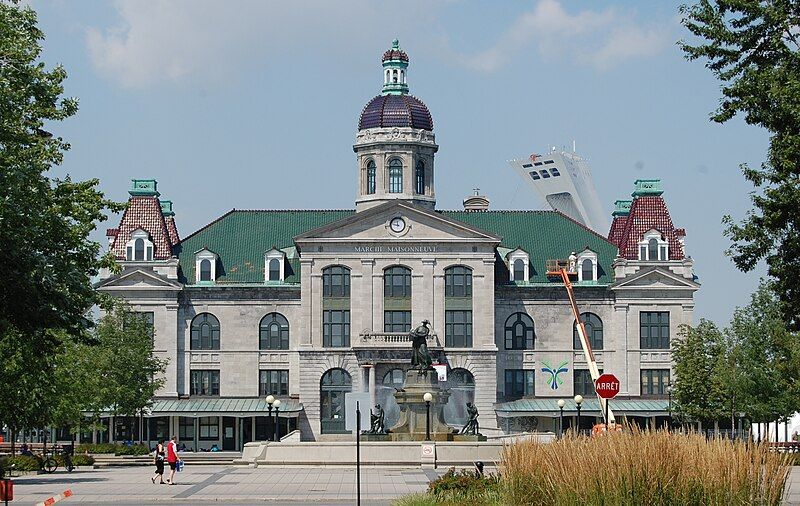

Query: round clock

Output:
[390, 217, 406, 233]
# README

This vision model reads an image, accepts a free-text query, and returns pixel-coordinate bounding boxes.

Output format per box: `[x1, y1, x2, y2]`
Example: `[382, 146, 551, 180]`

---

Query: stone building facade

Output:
[97, 41, 698, 448]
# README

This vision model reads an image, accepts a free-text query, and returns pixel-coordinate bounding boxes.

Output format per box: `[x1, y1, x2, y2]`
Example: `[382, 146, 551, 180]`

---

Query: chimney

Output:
[463, 188, 489, 211]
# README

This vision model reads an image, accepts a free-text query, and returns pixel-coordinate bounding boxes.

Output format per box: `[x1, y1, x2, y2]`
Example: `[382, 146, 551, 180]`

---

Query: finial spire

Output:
[381, 39, 409, 95]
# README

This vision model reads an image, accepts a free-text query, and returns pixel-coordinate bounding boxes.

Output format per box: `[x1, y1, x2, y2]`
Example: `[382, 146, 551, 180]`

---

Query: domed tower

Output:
[355, 39, 438, 211]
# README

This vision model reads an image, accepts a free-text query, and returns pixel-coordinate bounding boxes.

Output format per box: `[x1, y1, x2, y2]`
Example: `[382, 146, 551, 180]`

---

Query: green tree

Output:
[681, 1, 800, 328]
[93, 301, 167, 440]
[672, 319, 728, 428]
[0, 1, 121, 444]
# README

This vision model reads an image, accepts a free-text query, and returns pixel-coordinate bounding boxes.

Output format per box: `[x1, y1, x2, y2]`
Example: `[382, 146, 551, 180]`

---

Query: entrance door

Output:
[320, 368, 352, 434]
[238, 418, 252, 451]
[222, 417, 236, 451]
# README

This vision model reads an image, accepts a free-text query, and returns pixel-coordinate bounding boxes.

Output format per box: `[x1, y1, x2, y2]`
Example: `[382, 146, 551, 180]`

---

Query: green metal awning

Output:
[146, 397, 304, 418]
[494, 398, 670, 418]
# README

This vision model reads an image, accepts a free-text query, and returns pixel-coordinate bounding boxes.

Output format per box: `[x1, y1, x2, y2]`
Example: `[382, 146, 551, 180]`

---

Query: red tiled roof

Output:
[110, 196, 173, 260]
[106, 228, 119, 238]
[608, 216, 628, 247]
[617, 195, 685, 260]
[165, 216, 180, 245]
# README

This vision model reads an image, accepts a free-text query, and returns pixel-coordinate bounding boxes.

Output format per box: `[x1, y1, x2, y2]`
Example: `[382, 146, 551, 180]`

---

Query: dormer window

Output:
[506, 248, 530, 283]
[125, 229, 153, 261]
[576, 248, 598, 282]
[195, 249, 218, 283]
[264, 248, 286, 283]
[638, 230, 668, 261]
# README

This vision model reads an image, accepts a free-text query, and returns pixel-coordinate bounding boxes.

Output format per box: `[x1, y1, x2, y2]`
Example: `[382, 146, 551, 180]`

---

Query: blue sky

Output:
[34, 0, 767, 325]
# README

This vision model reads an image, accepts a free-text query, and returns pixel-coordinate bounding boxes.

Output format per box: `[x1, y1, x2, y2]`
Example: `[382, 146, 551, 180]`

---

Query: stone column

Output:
[162, 303, 179, 398]
[372, 266, 383, 332]
[432, 268, 445, 340]
[361, 259, 375, 332]
[368, 365, 376, 408]
[300, 258, 314, 347]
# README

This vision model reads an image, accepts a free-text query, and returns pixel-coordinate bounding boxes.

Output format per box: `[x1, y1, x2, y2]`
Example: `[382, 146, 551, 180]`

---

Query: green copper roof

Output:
[494, 398, 669, 417]
[129, 179, 160, 197]
[632, 179, 663, 197]
[612, 200, 632, 217]
[175, 209, 617, 285]
[149, 397, 302, 416]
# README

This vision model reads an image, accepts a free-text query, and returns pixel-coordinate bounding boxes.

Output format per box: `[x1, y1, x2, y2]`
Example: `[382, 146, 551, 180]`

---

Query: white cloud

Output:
[85, 0, 406, 89]
[452, 0, 672, 72]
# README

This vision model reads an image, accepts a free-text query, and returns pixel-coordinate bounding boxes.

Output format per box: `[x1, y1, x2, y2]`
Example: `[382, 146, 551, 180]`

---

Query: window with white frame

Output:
[638, 230, 669, 261]
[576, 249, 598, 282]
[506, 248, 530, 283]
[125, 229, 153, 261]
[195, 249, 217, 283]
[264, 248, 285, 282]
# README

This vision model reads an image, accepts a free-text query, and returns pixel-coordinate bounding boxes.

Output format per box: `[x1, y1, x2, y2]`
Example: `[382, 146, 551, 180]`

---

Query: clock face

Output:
[390, 217, 406, 233]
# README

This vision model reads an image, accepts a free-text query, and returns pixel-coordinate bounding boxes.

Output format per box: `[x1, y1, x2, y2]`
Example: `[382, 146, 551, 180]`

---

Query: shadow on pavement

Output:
[13, 476, 108, 485]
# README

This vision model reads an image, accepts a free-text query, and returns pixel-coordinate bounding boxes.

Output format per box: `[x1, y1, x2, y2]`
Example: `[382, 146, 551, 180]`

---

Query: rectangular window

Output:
[445, 310, 472, 347]
[136, 311, 154, 341]
[178, 416, 195, 441]
[198, 416, 219, 440]
[259, 369, 289, 396]
[573, 369, 602, 396]
[641, 369, 670, 396]
[323, 269, 350, 297]
[640, 311, 670, 349]
[323, 310, 350, 347]
[384, 311, 411, 333]
[190, 370, 220, 396]
[504, 369, 535, 401]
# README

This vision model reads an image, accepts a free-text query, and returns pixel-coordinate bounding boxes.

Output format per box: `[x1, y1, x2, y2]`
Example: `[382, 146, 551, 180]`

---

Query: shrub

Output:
[501, 427, 789, 505]
[0, 455, 41, 472]
[72, 454, 95, 467]
[428, 467, 501, 501]
[114, 444, 150, 456]
[76, 443, 117, 454]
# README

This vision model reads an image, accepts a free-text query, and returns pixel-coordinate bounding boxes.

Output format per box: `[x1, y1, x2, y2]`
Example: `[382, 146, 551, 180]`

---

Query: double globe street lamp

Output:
[266, 395, 282, 442]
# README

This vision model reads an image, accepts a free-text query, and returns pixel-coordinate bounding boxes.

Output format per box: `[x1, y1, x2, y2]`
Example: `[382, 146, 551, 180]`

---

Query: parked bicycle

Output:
[39, 445, 74, 474]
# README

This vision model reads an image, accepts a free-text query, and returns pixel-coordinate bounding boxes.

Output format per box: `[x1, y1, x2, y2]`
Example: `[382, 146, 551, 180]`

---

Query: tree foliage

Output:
[681, 0, 800, 328]
[672, 281, 800, 427]
[0, 1, 121, 340]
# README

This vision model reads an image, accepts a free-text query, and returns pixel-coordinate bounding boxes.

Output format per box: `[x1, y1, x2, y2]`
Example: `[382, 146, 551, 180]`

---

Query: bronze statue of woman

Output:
[410, 320, 433, 370]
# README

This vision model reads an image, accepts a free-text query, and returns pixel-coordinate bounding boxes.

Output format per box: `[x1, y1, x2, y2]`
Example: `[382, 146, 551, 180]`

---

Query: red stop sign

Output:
[595, 373, 620, 399]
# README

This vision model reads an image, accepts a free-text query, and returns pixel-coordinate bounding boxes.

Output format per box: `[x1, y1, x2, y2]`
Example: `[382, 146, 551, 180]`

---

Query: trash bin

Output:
[0, 479, 13, 501]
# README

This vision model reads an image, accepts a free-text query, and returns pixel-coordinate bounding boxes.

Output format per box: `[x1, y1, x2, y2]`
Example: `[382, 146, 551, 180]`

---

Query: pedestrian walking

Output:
[151, 440, 165, 484]
[165, 435, 180, 485]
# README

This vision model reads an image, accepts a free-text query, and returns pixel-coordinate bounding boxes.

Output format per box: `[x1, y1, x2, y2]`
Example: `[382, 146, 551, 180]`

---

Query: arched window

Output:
[504, 312, 535, 350]
[392, 69, 398, 83]
[323, 266, 351, 347]
[443, 368, 475, 426]
[199, 259, 212, 281]
[415, 160, 425, 195]
[268, 258, 281, 281]
[383, 368, 405, 387]
[320, 368, 352, 434]
[191, 313, 220, 350]
[648, 238, 659, 261]
[366, 160, 376, 194]
[581, 258, 593, 281]
[513, 259, 525, 282]
[134, 238, 145, 261]
[259, 313, 289, 350]
[388, 159, 403, 193]
[573, 312, 603, 350]
[445, 266, 472, 297]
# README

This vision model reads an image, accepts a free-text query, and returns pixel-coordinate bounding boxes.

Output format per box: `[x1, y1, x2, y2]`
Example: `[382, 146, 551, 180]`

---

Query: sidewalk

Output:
[7, 464, 440, 504]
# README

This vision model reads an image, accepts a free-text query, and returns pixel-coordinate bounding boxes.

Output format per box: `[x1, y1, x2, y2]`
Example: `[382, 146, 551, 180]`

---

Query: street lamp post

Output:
[273, 399, 281, 442]
[737, 412, 745, 441]
[265, 395, 275, 441]
[557, 399, 565, 439]
[667, 382, 673, 432]
[423, 392, 433, 441]
[574, 395, 583, 436]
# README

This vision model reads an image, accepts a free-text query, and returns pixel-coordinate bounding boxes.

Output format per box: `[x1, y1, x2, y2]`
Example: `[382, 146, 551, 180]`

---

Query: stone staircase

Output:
[92, 451, 242, 467]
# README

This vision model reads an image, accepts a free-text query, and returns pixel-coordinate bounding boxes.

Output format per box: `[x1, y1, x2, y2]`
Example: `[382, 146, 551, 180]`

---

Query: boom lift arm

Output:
[558, 268, 615, 425]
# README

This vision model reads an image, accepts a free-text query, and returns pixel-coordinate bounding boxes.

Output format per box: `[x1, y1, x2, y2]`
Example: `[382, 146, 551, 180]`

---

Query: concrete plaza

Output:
[8, 464, 800, 504]
[6, 464, 444, 504]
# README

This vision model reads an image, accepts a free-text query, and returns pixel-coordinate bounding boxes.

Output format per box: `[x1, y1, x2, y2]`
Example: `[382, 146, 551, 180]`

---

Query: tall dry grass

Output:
[501, 426, 789, 505]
